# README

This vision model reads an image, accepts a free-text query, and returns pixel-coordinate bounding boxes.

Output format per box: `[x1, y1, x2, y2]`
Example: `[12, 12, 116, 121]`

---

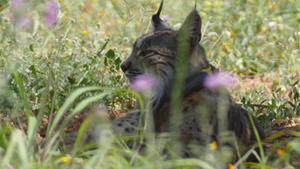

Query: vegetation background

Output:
[0, 0, 299, 168]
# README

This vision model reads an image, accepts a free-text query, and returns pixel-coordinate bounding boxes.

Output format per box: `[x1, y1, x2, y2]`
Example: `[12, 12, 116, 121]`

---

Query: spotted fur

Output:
[96, 0, 264, 158]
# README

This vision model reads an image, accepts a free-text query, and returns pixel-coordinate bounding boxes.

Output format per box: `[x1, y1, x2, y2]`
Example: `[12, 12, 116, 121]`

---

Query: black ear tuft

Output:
[179, 9, 202, 48]
[152, 0, 170, 31]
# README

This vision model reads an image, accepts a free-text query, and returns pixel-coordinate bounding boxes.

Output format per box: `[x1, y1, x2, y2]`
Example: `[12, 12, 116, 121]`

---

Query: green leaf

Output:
[67, 76, 76, 85]
[29, 65, 37, 76]
[114, 57, 122, 67]
[29, 44, 34, 52]
[105, 49, 115, 59]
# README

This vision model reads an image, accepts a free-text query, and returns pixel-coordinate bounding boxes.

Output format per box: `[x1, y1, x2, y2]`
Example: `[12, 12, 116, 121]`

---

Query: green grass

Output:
[0, 0, 299, 168]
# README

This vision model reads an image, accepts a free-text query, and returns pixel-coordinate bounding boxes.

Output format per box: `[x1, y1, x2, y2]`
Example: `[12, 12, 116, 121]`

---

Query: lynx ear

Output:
[178, 10, 202, 48]
[152, 0, 170, 31]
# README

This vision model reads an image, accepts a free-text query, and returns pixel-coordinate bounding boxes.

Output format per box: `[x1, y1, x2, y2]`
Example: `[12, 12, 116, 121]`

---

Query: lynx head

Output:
[121, 1, 210, 109]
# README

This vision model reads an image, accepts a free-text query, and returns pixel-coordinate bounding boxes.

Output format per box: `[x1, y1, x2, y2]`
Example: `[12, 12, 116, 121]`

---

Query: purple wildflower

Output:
[130, 74, 157, 93]
[11, 0, 26, 9]
[204, 71, 238, 89]
[8, 0, 33, 31]
[45, 0, 59, 27]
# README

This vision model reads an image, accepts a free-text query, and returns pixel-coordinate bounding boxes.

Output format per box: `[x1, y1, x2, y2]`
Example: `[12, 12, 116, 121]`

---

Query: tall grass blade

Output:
[27, 116, 37, 150]
[47, 86, 104, 137]
[12, 70, 32, 117]
[2, 130, 29, 169]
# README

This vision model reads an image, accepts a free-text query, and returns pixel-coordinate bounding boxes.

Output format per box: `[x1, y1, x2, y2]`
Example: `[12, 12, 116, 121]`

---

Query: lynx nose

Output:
[121, 60, 132, 72]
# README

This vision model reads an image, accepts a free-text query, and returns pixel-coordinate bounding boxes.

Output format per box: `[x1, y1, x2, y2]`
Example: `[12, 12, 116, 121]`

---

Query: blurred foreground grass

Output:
[0, 0, 299, 168]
